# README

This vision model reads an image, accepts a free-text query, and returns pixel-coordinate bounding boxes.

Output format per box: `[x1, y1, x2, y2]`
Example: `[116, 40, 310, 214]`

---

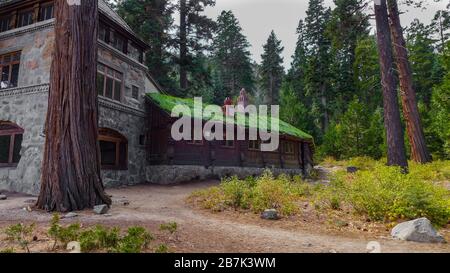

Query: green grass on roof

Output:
[147, 93, 313, 141]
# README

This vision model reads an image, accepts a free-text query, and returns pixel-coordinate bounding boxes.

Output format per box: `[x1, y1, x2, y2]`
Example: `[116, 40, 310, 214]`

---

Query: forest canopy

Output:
[112, 0, 450, 161]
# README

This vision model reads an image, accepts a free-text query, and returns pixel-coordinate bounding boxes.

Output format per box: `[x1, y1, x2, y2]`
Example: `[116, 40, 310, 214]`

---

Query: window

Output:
[282, 141, 295, 154]
[128, 42, 143, 62]
[110, 30, 126, 52]
[0, 52, 21, 89]
[97, 63, 123, 102]
[39, 3, 54, 21]
[0, 121, 23, 167]
[248, 140, 260, 151]
[99, 22, 109, 43]
[131, 85, 139, 100]
[0, 16, 11, 32]
[98, 128, 127, 170]
[16, 10, 33, 28]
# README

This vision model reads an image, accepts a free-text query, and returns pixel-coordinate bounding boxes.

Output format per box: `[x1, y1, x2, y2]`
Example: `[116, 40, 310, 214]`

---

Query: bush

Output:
[159, 222, 178, 234]
[189, 171, 313, 216]
[0, 248, 15, 253]
[45, 215, 153, 253]
[155, 244, 170, 253]
[115, 226, 153, 253]
[317, 164, 450, 226]
[79, 225, 120, 252]
[250, 173, 300, 215]
[5, 223, 35, 253]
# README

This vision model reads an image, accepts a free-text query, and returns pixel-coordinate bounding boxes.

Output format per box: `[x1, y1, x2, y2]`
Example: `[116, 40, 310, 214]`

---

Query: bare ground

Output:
[1, 180, 449, 253]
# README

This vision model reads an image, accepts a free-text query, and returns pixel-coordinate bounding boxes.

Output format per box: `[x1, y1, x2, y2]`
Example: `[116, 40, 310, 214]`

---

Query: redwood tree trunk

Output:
[36, 0, 111, 212]
[374, 0, 408, 168]
[179, 0, 188, 91]
[387, 0, 432, 163]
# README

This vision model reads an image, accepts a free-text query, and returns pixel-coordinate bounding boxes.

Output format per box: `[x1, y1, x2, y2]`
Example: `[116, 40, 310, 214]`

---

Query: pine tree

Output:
[327, 0, 370, 115]
[116, 0, 176, 91]
[407, 19, 441, 106]
[212, 10, 254, 100]
[260, 31, 284, 105]
[429, 42, 450, 158]
[178, 0, 216, 91]
[304, 0, 333, 134]
[354, 36, 382, 111]
[288, 20, 308, 101]
[431, 7, 450, 53]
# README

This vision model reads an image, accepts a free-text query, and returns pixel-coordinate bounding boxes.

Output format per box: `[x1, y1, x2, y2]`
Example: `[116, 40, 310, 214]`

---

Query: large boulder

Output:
[0, 194, 7, 200]
[391, 218, 446, 243]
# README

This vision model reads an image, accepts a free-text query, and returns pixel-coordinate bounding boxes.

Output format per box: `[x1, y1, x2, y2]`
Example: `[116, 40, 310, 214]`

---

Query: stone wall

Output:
[0, 85, 48, 194]
[98, 100, 148, 188]
[0, 85, 149, 194]
[145, 165, 307, 185]
[0, 20, 153, 195]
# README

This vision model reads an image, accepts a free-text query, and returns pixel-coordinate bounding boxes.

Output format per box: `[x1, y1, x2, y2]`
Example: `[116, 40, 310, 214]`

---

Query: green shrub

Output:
[0, 248, 15, 253]
[250, 173, 300, 215]
[159, 222, 178, 234]
[190, 187, 226, 211]
[317, 164, 450, 226]
[221, 176, 253, 209]
[5, 223, 35, 253]
[190, 171, 312, 216]
[115, 226, 153, 253]
[155, 244, 170, 253]
[79, 225, 120, 252]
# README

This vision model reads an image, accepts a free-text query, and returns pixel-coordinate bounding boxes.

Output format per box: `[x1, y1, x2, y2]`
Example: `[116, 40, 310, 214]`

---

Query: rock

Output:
[93, 204, 109, 215]
[346, 166, 359, 173]
[0, 194, 7, 200]
[335, 220, 349, 227]
[67, 241, 81, 253]
[391, 218, 446, 243]
[112, 198, 130, 206]
[62, 212, 78, 219]
[261, 209, 279, 220]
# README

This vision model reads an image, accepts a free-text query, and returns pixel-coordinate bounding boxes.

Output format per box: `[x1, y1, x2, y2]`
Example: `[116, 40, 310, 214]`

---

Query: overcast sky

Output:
[198, 0, 449, 69]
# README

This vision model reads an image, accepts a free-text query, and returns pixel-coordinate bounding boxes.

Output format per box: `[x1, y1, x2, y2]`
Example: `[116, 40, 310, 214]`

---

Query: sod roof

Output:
[147, 93, 313, 141]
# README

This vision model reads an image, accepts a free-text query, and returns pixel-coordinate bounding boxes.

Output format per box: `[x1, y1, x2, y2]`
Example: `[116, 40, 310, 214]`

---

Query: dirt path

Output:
[0, 181, 449, 253]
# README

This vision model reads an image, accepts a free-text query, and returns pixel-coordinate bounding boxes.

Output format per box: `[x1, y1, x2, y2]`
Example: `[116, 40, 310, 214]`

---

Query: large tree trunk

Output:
[36, 0, 111, 212]
[374, 0, 408, 168]
[387, 0, 432, 163]
[179, 0, 188, 91]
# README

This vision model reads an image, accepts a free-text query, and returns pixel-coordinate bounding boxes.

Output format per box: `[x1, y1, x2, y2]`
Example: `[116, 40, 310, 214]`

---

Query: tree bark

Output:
[179, 0, 188, 90]
[387, 0, 432, 163]
[36, 0, 111, 212]
[374, 0, 408, 168]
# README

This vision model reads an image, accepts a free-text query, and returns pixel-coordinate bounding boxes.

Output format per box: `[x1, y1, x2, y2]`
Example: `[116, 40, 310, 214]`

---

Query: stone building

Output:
[0, 0, 160, 194]
[0, 0, 314, 195]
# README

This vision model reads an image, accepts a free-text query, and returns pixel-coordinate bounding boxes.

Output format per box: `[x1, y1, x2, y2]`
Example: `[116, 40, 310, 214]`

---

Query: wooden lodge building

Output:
[0, 0, 314, 195]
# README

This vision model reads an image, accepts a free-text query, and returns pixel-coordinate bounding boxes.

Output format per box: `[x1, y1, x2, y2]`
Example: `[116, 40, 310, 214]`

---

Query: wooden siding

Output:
[147, 103, 314, 171]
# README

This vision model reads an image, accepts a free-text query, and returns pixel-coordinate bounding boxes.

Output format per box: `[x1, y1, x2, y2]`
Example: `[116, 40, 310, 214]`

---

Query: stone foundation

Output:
[145, 165, 308, 185]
